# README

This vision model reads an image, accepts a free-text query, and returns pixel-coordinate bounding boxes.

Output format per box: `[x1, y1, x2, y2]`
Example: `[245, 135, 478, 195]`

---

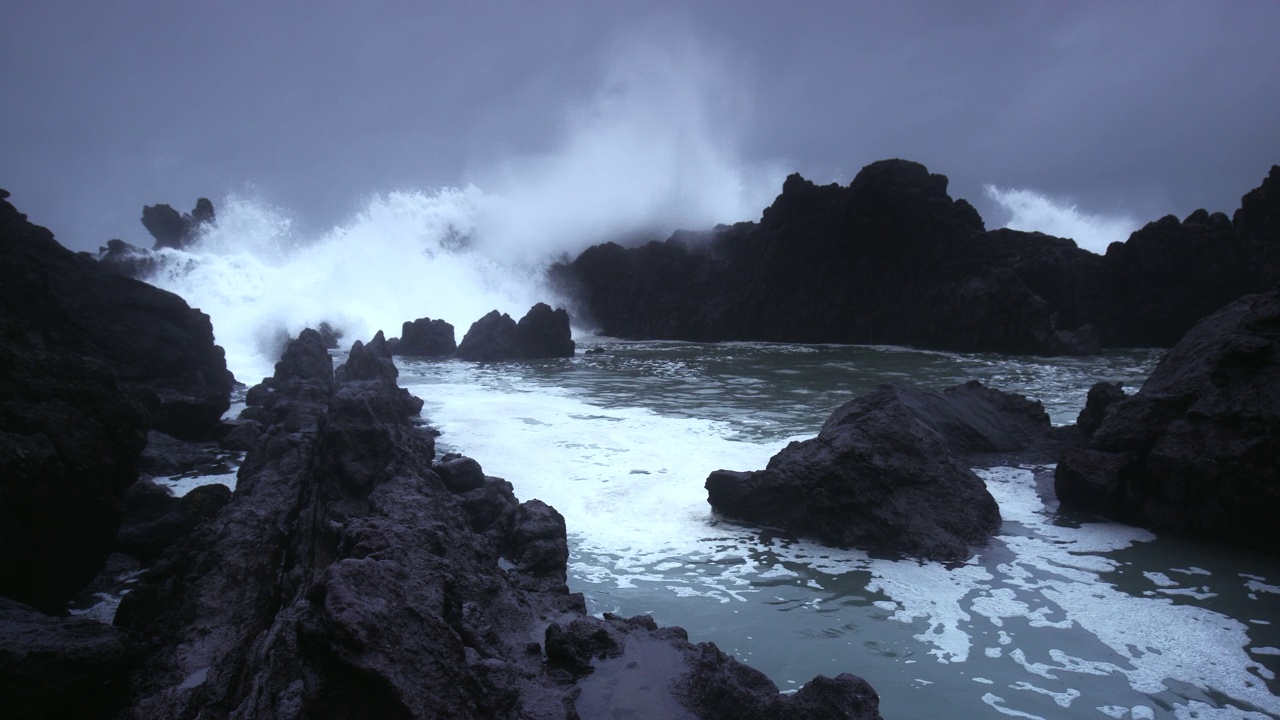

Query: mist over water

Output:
[142, 34, 785, 382]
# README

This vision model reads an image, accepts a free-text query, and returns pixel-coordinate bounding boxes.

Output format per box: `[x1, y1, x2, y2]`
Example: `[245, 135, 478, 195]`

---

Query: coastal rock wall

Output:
[553, 160, 1280, 354]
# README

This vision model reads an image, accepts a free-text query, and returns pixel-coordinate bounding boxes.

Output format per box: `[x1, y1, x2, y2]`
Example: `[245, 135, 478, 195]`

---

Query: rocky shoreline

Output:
[2, 190, 883, 718]
[3, 161, 1277, 717]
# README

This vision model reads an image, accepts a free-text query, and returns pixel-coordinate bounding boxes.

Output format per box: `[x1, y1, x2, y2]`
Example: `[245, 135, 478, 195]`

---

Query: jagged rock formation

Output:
[553, 160, 1280, 354]
[1055, 287, 1280, 554]
[115, 330, 881, 719]
[456, 303, 575, 361]
[392, 316, 457, 357]
[141, 198, 215, 251]
[706, 381, 1053, 561]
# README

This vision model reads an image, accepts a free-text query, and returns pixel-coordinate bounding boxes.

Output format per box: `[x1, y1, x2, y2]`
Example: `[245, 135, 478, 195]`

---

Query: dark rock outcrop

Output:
[706, 381, 1056, 561]
[553, 160, 1280, 354]
[393, 316, 456, 357]
[456, 303, 575, 361]
[141, 198, 215, 251]
[1056, 288, 1280, 553]
[456, 309, 521, 360]
[97, 238, 160, 278]
[0, 189, 233, 611]
[515, 302, 575, 358]
[1, 189, 235, 441]
[0, 320, 148, 611]
[116, 331, 880, 719]
[0, 596, 136, 720]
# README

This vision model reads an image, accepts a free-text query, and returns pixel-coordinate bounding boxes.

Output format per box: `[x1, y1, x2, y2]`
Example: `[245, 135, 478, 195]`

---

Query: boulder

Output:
[456, 303, 575, 361]
[515, 302, 575, 358]
[706, 382, 1056, 561]
[456, 310, 521, 361]
[394, 316, 456, 356]
[1056, 288, 1280, 554]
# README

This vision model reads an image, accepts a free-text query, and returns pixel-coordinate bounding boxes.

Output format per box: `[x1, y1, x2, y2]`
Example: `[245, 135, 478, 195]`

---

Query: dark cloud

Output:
[2, 1, 1277, 250]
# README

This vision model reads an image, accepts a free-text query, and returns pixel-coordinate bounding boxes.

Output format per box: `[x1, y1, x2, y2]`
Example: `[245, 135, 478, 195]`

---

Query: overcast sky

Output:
[3, 1, 1279, 252]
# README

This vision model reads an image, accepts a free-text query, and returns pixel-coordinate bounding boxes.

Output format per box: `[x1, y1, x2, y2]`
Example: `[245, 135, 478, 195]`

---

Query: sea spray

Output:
[143, 186, 555, 382]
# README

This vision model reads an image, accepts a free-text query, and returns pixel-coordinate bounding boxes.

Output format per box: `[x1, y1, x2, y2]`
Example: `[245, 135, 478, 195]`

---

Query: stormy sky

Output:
[3, 1, 1278, 253]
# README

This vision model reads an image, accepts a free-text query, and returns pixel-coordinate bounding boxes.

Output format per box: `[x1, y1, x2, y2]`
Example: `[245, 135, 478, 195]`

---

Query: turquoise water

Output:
[398, 340, 1280, 719]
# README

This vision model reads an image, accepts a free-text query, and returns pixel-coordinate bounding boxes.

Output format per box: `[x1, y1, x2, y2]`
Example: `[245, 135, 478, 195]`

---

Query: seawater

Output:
[393, 341, 1280, 720]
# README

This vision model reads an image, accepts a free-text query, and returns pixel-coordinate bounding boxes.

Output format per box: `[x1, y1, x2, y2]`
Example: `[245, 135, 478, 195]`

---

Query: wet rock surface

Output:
[457, 303, 576, 361]
[706, 381, 1058, 561]
[113, 329, 881, 719]
[393, 316, 457, 357]
[554, 160, 1280, 354]
[1056, 287, 1280, 553]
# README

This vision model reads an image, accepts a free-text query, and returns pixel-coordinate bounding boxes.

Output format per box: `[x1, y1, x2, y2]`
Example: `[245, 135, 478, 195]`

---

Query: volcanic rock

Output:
[515, 302, 575, 358]
[554, 160, 1280, 354]
[393, 316, 456, 356]
[141, 198, 215, 251]
[116, 331, 880, 719]
[706, 381, 1057, 561]
[1056, 287, 1280, 553]
[1, 189, 234, 441]
[96, 238, 159, 279]
[456, 303, 575, 361]
[456, 309, 521, 360]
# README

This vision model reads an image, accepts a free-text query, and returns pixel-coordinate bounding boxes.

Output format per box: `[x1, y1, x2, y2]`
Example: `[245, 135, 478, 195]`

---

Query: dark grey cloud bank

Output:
[3, 0, 1278, 251]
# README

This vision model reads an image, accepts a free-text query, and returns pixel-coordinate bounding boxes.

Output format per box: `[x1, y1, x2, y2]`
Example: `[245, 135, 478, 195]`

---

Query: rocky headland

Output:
[553, 160, 1280, 355]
